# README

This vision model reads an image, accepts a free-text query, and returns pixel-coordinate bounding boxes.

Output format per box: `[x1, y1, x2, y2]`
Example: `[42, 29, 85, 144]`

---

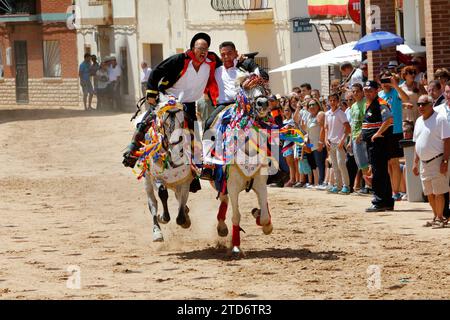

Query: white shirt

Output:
[108, 65, 121, 82]
[434, 101, 450, 124]
[166, 59, 210, 103]
[140, 67, 152, 83]
[325, 108, 349, 144]
[413, 111, 450, 161]
[349, 68, 364, 88]
[215, 60, 239, 104]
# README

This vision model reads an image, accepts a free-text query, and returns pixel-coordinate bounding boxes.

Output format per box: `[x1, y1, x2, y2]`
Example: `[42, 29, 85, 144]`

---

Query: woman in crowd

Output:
[305, 98, 327, 188]
[400, 66, 426, 123]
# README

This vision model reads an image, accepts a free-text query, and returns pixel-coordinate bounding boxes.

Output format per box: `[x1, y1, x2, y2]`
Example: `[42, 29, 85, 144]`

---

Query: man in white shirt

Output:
[413, 94, 450, 227]
[108, 56, 122, 110]
[325, 93, 351, 194]
[140, 62, 152, 98]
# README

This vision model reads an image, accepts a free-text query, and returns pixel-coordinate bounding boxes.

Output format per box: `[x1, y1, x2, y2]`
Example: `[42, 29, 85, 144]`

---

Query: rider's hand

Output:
[147, 97, 157, 106]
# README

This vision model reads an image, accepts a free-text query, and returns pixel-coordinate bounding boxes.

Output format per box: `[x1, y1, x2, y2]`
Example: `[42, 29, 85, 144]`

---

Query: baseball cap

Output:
[388, 60, 398, 69]
[364, 80, 379, 90]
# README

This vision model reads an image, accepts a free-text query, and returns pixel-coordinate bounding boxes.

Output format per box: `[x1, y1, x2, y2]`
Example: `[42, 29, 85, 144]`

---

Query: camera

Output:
[380, 77, 391, 84]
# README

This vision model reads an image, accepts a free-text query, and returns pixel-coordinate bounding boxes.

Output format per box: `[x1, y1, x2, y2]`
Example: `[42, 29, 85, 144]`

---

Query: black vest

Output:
[362, 98, 393, 142]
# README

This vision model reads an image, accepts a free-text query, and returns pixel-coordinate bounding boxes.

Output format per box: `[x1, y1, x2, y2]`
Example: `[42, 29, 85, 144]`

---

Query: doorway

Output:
[14, 40, 28, 103]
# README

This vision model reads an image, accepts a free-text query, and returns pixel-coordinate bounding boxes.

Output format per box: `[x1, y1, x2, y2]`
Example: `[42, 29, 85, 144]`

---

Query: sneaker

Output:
[328, 186, 339, 194]
[392, 193, 402, 201]
[293, 182, 305, 188]
[307, 184, 316, 189]
[317, 183, 328, 191]
[365, 205, 387, 212]
[339, 186, 350, 194]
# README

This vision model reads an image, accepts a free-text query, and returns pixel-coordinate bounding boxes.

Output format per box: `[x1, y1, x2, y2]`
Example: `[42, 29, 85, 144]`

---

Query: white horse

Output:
[136, 97, 195, 242]
[204, 74, 274, 256]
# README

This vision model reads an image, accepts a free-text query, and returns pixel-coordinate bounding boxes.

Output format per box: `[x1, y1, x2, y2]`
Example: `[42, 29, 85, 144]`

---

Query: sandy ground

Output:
[1, 107, 450, 300]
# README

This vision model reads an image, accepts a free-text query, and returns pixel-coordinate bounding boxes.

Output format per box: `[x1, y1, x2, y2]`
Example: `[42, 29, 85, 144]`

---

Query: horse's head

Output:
[156, 97, 187, 166]
[236, 71, 271, 118]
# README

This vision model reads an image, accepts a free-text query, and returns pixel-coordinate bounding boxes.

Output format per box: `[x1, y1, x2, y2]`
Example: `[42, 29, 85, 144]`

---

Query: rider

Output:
[122, 32, 220, 193]
[200, 41, 271, 180]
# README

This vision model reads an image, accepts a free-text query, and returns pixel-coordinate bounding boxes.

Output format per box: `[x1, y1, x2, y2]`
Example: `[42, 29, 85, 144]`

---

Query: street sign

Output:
[348, 0, 361, 25]
[293, 18, 312, 33]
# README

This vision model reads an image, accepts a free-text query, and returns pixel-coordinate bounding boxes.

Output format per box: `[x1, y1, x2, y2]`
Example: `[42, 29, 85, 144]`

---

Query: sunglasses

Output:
[417, 102, 431, 107]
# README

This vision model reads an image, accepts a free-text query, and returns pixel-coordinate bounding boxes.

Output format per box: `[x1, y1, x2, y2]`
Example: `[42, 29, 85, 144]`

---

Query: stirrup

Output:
[200, 167, 215, 181]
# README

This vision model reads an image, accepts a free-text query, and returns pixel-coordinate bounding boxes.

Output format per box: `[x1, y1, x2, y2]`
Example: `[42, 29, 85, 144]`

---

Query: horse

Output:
[133, 96, 195, 242]
[203, 73, 275, 256]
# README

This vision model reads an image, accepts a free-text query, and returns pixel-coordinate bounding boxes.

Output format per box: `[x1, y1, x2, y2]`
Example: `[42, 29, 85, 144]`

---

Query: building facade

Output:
[75, 0, 139, 110]
[0, 0, 79, 108]
[137, 0, 321, 95]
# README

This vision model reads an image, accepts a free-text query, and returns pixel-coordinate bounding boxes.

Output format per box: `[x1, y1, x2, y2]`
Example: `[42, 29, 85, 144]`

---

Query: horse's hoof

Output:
[157, 214, 170, 225]
[262, 223, 273, 235]
[251, 208, 260, 219]
[228, 246, 245, 259]
[152, 227, 164, 242]
[178, 213, 191, 229]
[217, 221, 228, 237]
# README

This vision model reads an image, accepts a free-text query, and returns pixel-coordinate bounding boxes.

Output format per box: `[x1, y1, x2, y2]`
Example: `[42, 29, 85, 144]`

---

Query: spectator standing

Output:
[108, 56, 122, 111]
[325, 93, 351, 194]
[350, 83, 372, 194]
[140, 62, 152, 98]
[435, 68, 450, 94]
[378, 71, 410, 201]
[428, 80, 445, 108]
[306, 98, 326, 188]
[413, 94, 450, 228]
[90, 55, 100, 96]
[362, 81, 395, 212]
[95, 61, 110, 111]
[400, 66, 425, 123]
[79, 53, 94, 111]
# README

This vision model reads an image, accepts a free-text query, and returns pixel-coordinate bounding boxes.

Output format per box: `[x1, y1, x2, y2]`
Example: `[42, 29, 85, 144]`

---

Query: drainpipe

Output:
[360, 0, 367, 62]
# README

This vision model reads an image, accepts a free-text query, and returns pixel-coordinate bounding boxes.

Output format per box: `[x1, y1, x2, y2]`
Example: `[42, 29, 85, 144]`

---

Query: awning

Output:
[396, 44, 426, 55]
[308, 0, 348, 17]
[269, 41, 360, 73]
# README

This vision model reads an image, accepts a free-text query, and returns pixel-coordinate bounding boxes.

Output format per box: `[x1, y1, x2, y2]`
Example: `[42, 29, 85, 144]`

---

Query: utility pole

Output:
[360, 0, 367, 62]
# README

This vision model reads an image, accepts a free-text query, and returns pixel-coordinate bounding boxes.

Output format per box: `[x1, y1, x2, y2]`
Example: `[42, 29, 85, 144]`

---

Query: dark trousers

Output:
[346, 153, 358, 193]
[444, 192, 449, 219]
[312, 148, 327, 185]
[366, 137, 394, 208]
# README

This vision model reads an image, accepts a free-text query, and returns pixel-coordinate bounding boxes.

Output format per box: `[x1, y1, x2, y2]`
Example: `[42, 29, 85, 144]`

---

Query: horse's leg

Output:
[144, 176, 164, 242]
[252, 172, 273, 235]
[156, 181, 170, 224]
[217, 193, 229, 237]
[175, 182, 191, 229]
[227, 168, 245, 257]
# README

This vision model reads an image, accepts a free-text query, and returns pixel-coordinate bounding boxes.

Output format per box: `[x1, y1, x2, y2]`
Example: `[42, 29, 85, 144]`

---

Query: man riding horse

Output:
[123, 32, 220, 194]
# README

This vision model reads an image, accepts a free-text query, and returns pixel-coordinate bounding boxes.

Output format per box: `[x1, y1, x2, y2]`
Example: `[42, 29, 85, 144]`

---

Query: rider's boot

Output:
[200, 165, 215, 181]
[122, 107, 154, 168]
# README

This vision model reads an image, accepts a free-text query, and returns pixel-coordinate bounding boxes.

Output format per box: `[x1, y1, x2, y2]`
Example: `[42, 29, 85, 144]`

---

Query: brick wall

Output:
[37, 0, 73, 14]
[365, 0, 397, 80]
[0, 78, 80, 108]
[424, 0, 450, 81]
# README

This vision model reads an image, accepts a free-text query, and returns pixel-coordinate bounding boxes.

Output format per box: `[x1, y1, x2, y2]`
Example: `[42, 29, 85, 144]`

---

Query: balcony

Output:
[211, 0, 273, 22]
[0, 0, 36, 15]
[211, 0, 270, 11]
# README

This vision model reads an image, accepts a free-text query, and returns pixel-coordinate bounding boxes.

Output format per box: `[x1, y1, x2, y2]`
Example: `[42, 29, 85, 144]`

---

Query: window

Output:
[43, 41, 61, 78]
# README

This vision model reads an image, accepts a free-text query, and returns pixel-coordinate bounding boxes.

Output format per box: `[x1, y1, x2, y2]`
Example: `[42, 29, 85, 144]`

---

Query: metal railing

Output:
[0, 0, 36, 15]
[211, 0, 270, 11]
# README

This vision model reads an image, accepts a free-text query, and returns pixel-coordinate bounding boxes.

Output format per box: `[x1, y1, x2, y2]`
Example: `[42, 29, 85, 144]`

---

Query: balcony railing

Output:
[211, 0, 270, 12]
[0, 0, 36, 15]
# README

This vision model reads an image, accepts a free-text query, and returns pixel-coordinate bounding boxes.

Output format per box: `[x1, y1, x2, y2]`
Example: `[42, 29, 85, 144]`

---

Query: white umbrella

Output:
[270, 41, 361, 73]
